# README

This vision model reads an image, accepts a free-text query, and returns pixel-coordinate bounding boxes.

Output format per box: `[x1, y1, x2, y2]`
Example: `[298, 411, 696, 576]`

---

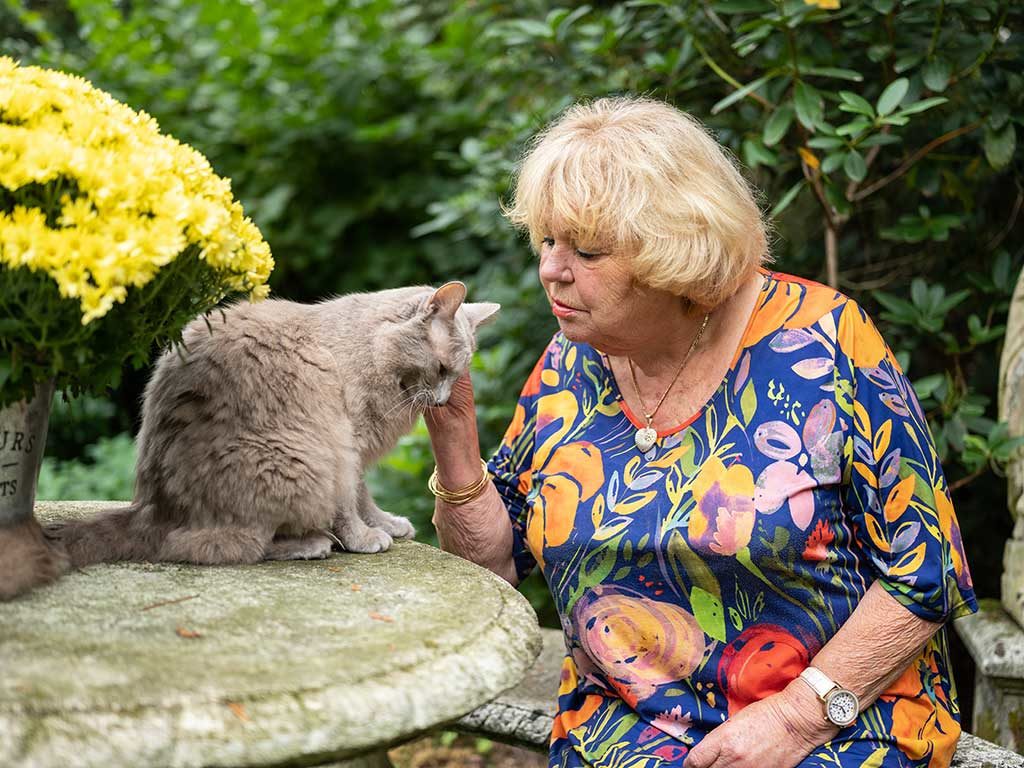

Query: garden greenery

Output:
[2, 0, 1021, 616]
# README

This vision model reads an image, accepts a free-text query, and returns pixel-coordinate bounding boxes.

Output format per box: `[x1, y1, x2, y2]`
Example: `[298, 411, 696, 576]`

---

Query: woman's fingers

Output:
[685, 735, 721, 768]
[425, 371, 476, 431]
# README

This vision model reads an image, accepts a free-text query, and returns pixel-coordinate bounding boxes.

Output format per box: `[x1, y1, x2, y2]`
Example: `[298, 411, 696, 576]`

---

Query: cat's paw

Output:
[264, 533, 333, 561]
[382, 515, 415, 540]
[337, 526, 393, 554]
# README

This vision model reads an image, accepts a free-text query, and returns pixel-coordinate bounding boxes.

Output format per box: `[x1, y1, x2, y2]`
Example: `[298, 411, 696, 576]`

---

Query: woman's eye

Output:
[541, 236, 555, 248]
[576, 249, 598, 260]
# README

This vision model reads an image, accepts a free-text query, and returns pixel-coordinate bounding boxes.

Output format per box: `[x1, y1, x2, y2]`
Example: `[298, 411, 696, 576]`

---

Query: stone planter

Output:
[0, 377, 66, 600]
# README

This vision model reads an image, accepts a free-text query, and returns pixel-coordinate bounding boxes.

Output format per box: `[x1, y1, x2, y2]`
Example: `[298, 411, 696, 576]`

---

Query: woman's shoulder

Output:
[753, 268, 895, 370]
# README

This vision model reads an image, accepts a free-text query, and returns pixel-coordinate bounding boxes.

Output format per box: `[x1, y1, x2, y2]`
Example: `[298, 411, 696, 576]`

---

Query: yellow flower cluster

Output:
[0, 57, 273, 324]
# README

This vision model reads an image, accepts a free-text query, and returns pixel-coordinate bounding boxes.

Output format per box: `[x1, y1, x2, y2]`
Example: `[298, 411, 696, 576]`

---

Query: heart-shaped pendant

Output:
[634, 426, 658, 452]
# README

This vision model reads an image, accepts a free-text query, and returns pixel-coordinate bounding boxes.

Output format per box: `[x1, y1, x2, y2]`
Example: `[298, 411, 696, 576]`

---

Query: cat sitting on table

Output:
[47, 281, 498, 566]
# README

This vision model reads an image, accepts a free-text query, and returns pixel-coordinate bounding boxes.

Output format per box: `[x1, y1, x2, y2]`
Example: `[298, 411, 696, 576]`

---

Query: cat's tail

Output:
[45, 504, 163, 568]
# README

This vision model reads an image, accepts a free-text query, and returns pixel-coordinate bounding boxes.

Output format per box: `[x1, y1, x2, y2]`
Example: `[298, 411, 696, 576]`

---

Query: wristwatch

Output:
[798, 667, 860, 727]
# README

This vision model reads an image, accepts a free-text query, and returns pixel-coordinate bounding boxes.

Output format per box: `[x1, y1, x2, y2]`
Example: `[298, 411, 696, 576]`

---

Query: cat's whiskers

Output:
[382, 389, 424, 419]
[410, 387, 433, 416]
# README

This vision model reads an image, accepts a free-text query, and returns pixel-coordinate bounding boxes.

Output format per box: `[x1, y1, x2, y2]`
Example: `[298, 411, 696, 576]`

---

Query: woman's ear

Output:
[461, 302, 501, 330]
[425, 281, 467, 320]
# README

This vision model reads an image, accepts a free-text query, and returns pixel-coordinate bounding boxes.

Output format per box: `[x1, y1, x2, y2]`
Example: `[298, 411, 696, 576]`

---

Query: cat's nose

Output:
[434, 393, 450, 407]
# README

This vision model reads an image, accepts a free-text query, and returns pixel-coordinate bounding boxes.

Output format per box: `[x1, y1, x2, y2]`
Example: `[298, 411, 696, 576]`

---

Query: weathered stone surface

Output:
[999, 270, 1024, 624]
[465, 629, 1024, 766]
[952, 733, 1024, 767]
[456, 624, 563, 747]
[1005, 537, 1024, 627]
[1, 501, 542, 767]
[954, 601, 1024, 754]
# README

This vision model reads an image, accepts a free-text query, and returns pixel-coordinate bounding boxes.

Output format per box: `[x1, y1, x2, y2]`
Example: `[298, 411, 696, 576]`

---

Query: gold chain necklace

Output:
[626, 312, 711, 452]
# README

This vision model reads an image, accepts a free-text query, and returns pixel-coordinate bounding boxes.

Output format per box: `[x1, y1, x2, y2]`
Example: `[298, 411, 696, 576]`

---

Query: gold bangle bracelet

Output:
[428, 459, 491, 505]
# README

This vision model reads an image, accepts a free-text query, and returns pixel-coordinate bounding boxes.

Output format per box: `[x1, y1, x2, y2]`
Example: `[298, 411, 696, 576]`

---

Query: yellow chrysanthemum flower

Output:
[0, 57, 273, 324]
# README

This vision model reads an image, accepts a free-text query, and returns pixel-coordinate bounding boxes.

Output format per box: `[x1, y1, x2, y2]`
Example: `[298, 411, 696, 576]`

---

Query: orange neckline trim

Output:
[609, 267, 773, 438]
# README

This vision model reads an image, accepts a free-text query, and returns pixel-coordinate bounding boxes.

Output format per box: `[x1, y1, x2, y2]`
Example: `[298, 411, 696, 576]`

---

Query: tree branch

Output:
[851, 121, 984, 202]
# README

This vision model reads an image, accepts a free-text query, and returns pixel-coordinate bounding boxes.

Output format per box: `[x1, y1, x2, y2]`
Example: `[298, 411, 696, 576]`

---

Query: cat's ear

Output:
[461, 302, 501, 330]
[425, 281, 467, 320]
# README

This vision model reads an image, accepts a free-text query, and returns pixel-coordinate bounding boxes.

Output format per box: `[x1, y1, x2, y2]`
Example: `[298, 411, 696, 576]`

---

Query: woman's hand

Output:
[425, 370, 484, 489]
[424, 370, 477, 434]
[685, 679, 837, 768]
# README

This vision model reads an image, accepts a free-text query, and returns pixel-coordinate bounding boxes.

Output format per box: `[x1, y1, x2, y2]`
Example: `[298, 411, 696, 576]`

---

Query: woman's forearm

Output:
[809, 580, 943, 703]
[778, 580, 944, 727]
[432, 483, 518, 585]
[426, 401, 518, 584]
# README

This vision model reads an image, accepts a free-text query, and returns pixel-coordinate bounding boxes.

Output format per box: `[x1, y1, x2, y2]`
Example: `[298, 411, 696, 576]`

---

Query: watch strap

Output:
[799, 666, 837, 699]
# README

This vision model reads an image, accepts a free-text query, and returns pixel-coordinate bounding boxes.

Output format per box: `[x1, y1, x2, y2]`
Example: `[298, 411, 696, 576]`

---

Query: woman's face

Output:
[538, 227, 683, 355]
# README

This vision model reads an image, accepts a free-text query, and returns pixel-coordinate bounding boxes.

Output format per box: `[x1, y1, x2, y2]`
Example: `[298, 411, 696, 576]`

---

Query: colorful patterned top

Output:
[487, 270, 977, 768]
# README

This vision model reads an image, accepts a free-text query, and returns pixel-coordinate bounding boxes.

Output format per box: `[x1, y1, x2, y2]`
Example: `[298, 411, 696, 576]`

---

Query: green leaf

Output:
[821, 151, 847, 175]
[802, 66, 863, 82]
[711, 0, 774, 12]
[554, 5, 591, 41]
[807, 136, 845, 150]
[742, 137, 778, 168]
[667, 529, 720, 602]
[876, 78, 909, 116]
[984, 124, 1016, 170]
[763, 105, 795, 146]
[913, 374, 945, 400]
[922, 58, 952, 92]
[893, 53, 923, 74]
[911, 278, 929, 307]
[794, 81, 823, 129]
[989, 103, 1011, 131]
[836, 119, 872, 137]
[891, 97, 948, 117]
[879, 114, 910, 126]
[858, 133, 902, 148]
[691, 586, 727, 643]
[770, 179, 804, 217]
[740, 379, 758, 424]
[844, 150, 867, 181]
[711, 74, 773, 114]
[838, 90, 875, 117]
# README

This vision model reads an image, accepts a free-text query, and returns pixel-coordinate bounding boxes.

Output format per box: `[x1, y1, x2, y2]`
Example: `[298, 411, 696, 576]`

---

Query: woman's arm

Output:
[686, 581, 943, 768]
[425, 372, 518, 584]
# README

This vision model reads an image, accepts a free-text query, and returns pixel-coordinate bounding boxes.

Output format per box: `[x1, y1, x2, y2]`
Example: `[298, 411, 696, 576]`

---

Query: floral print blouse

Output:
[487, 269, 977, 768]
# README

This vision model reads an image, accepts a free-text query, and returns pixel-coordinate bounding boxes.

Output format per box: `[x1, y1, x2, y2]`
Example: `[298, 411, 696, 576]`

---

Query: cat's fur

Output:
[47, 282, 498, 566]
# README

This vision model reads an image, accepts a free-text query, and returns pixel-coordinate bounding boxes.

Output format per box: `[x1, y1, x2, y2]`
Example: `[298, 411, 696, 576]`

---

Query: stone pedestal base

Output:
[954, 600, 1024, 753]
[1003, 533, 1024, 627]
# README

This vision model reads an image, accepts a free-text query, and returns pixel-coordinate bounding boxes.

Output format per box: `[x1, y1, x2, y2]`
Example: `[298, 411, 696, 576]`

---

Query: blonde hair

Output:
[504, 96, 770, 307]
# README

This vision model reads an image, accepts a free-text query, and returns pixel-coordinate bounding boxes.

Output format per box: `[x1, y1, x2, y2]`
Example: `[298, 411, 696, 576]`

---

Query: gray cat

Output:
[48, 282, 498, 566]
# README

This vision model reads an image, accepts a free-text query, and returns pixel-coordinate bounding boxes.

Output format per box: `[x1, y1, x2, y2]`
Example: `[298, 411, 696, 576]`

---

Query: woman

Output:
[425, 97, 976, 768]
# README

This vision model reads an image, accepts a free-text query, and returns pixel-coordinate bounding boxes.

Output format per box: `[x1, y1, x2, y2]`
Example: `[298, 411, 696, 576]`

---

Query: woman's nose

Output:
[539, 244, 572, 283]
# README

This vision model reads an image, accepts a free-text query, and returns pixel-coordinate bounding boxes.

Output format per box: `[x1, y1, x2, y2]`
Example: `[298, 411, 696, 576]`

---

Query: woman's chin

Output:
[555, 321, 593, 345]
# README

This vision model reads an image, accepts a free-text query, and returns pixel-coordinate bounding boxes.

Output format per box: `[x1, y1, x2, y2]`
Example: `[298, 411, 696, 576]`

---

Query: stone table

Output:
[0, 502, 542, 768]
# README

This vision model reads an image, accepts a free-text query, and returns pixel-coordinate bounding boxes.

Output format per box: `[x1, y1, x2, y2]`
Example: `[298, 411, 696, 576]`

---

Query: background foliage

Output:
[3, 0, 1022, 716]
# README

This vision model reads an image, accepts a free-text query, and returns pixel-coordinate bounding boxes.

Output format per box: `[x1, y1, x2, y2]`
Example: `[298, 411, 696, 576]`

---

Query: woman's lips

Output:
[551, 298, 584, 318]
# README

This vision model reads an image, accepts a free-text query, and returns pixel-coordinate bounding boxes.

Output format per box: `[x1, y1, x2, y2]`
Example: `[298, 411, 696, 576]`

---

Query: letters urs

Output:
[1, 430, 35, 497]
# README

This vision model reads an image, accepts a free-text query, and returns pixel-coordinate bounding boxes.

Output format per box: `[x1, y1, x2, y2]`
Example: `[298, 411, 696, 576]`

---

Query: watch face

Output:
[826, 690, 859, 726]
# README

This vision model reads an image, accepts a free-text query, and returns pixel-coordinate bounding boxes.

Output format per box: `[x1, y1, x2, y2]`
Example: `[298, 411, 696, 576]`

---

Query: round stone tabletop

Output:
[0, 502, 542, 767]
